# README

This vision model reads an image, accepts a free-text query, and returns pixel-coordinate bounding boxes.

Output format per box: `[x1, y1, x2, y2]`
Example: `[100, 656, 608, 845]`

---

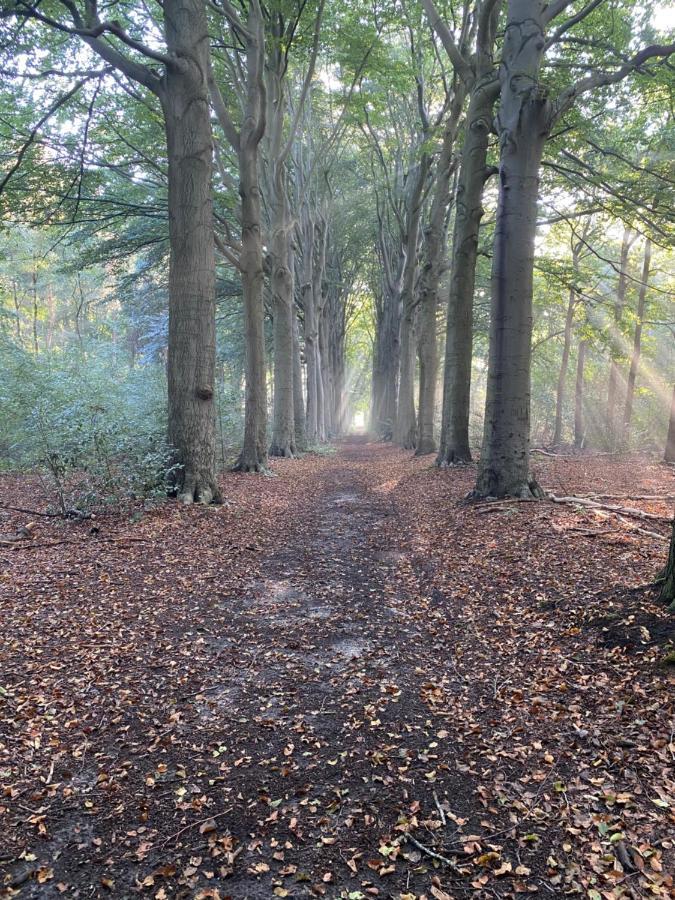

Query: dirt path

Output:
[1, 440, 673, 899]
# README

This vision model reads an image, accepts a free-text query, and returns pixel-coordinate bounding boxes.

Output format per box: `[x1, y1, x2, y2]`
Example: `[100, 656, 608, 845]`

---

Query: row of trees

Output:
[366, 0, 673, 498]
[1, 0, 673, 505]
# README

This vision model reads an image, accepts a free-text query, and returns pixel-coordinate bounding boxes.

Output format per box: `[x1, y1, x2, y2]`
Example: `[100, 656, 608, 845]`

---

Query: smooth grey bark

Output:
[437, 79, 497, 464]
[475, 0, 550, 498]
[622, 236, 651, 441]
[665, 385, 675, 464]
[605, 225, 634, 449]
[161, 0, 220, 503]
[416, 96, 462, 456]
[574, 338, 587, 449]
[394, 158, 429, 449]
[424, 0, 501, 467]
[210, 1, 267, 473]
[269, 189, 296, 457]
[267, 60, 296, 458]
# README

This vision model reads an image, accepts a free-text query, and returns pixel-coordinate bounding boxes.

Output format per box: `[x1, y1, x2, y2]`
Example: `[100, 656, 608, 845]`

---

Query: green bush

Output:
[0, 339, 176, 508]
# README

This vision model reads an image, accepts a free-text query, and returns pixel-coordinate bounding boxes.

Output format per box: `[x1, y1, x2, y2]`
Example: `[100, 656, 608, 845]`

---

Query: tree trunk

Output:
[162, 0, 220, 503]
[32, 264, 39, 354]
[416, 104, 461, 455]
[552, 286, 576, 447]
[660, 518, 675, 608]
[665, 385, 675, 463]
[475, 0, 549, 499]
[437, 77, 497, 465]
[395, 159, 429, 449]
[574, 338, 587, 449]
[606, 225, 633, 449]
[292, 306, 306, 451]
[234, 143, 268, 472]
[622, 237, 651, 441]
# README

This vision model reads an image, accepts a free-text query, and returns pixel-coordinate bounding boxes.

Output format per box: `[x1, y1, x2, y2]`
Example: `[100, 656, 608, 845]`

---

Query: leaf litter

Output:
[0, 440, 673, 899]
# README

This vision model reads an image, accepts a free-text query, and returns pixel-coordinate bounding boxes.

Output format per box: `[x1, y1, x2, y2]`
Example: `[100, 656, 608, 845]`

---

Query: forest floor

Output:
[1, 439, 674, 900]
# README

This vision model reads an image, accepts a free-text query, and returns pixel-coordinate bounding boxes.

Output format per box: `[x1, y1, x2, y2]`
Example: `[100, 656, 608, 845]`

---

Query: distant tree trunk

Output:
[163, 0, 220, 503]
[12, 279, 22, 345]
[660, 519, 675, 608]
[475, 1, 549, 498]
[622, 237, 651, 442]
[574, 339, 587, 449]
[395, 158, 429, 449]
[32, 265, 39, 354]
[372, 235, 403, 439]
[292, 307, 306, 451]
[606, 225, 633, 448]
[416, 100, 461, 456]
[665, 386, 675, 463]
[552, 286, 576, 447]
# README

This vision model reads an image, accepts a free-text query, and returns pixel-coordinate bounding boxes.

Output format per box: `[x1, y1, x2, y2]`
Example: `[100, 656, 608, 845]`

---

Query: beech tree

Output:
[473, 0, 673, 498]
[422, 0, 502, 465]
[2, 0, 222, 503]
[208, 0, 269, 472]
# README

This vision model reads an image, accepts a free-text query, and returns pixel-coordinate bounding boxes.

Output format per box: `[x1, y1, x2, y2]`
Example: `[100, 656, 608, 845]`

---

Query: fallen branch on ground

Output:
[547, 494, 672, 522]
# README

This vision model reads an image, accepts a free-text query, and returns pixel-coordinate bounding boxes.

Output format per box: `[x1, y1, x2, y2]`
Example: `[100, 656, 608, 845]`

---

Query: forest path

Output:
[1, 440, 673, 898]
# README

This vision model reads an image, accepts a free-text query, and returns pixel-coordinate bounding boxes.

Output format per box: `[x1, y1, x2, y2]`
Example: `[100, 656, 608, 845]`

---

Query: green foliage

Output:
[0, 338, 176, 507]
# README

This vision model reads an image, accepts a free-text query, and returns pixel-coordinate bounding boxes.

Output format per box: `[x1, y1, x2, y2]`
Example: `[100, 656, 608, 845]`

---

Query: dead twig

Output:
[162, 809, 233, 847]
[402, 833, 462, 872]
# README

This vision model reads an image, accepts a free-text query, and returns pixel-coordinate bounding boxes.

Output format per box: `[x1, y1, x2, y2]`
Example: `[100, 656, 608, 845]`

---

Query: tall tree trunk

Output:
[606, 225, 633, 449]
[574, 338, 587, 449]
[437, 76, 498, 465]
[235, 143, 268, 472]
[475, 0, 550, 499]
[395, 159, 429, 449]
[665, 385, 675, 463]
[269, 172, 296, 457]
[416, 102, 461, 455]
[162, 0, 220, 503]
[622, 237, 651, 441]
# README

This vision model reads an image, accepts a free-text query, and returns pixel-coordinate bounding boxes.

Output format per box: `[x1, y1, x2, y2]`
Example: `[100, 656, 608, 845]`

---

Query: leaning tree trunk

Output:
[574, 338, 587, 449]
[665, 385, 675, 463]
[475, 0, 549, 499]
[437, 76, 497, 465]
[163, 0, 220, 503]
[660, 519, 675, 608]
[623, 237, 651, 442]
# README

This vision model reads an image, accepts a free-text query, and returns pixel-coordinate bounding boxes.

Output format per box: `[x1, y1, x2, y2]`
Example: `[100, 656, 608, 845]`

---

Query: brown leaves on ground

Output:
[0, 442, 673, 899]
